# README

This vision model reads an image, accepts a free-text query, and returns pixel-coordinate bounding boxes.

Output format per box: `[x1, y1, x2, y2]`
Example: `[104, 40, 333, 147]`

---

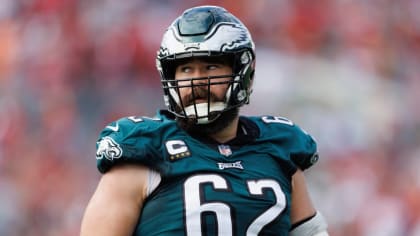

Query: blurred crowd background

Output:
[0, 0, 419, 235]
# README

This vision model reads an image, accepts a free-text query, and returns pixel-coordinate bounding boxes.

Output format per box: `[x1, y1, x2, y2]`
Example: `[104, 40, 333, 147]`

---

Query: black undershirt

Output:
[189, 116, 260, 151]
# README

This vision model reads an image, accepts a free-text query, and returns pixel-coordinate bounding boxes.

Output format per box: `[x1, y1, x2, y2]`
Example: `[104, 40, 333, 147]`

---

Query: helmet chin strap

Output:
[184, 102, 226, 124]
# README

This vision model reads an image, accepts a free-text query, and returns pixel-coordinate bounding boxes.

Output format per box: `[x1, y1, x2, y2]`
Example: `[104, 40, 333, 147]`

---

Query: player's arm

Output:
[290, 169, 316, 222]
[80, 164, 157, 236]
[289, 169, 328, 236]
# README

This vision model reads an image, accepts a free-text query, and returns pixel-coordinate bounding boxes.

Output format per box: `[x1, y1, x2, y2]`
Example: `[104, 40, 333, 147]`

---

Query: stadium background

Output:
[0, 0, 419, 235]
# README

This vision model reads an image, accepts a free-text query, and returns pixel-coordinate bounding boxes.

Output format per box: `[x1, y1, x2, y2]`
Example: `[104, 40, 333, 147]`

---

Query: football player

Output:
[81, 5, 328, 236]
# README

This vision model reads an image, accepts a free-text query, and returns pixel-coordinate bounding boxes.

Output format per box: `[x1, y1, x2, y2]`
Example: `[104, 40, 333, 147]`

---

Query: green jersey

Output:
[95, 110, 318, 236]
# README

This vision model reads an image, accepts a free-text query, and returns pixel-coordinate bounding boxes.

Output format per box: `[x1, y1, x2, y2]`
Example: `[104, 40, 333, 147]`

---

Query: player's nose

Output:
[191, 71, 210, 86]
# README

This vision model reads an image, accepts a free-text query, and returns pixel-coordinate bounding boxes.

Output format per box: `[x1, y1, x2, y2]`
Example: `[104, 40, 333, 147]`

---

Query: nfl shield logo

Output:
[218, 145, 232, 157]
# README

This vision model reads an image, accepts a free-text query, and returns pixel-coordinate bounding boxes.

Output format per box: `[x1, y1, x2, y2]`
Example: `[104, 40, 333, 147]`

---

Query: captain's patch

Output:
[165, 140, 191, 161]
[96, 136, 123, 160]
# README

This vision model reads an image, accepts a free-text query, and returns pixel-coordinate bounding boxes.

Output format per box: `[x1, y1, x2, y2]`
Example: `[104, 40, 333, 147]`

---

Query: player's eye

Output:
[207, 64, 220, 70]
[179, 66, 192, 73]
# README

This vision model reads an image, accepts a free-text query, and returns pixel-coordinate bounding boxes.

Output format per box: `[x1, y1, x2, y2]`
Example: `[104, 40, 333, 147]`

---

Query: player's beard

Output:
[176, 106, 239, 136]
[176, 86, 239, 136]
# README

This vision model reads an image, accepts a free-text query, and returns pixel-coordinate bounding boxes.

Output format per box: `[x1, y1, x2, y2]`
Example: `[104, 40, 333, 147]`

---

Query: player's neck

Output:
[208, 116, 239, 144]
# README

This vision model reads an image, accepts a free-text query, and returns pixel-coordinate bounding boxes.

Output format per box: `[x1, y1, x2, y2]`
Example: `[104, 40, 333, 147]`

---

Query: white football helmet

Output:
[156, 6, 256, 124]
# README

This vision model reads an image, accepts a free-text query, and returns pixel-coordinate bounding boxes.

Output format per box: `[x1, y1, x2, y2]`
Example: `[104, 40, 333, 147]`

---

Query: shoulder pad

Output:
[95, 116, 166, 173]
[255, 115, 319, 170]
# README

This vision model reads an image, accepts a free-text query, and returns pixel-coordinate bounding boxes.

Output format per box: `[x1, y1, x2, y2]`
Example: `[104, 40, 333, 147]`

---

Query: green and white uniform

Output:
[95, 110, 318, 236]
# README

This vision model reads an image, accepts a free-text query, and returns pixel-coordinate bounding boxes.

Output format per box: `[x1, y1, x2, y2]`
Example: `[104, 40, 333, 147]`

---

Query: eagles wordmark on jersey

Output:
[95, 110, 318, 235]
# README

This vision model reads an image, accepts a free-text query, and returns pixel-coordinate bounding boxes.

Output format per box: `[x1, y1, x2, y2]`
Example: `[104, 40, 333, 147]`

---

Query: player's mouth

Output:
[193, 98, 210, 104]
